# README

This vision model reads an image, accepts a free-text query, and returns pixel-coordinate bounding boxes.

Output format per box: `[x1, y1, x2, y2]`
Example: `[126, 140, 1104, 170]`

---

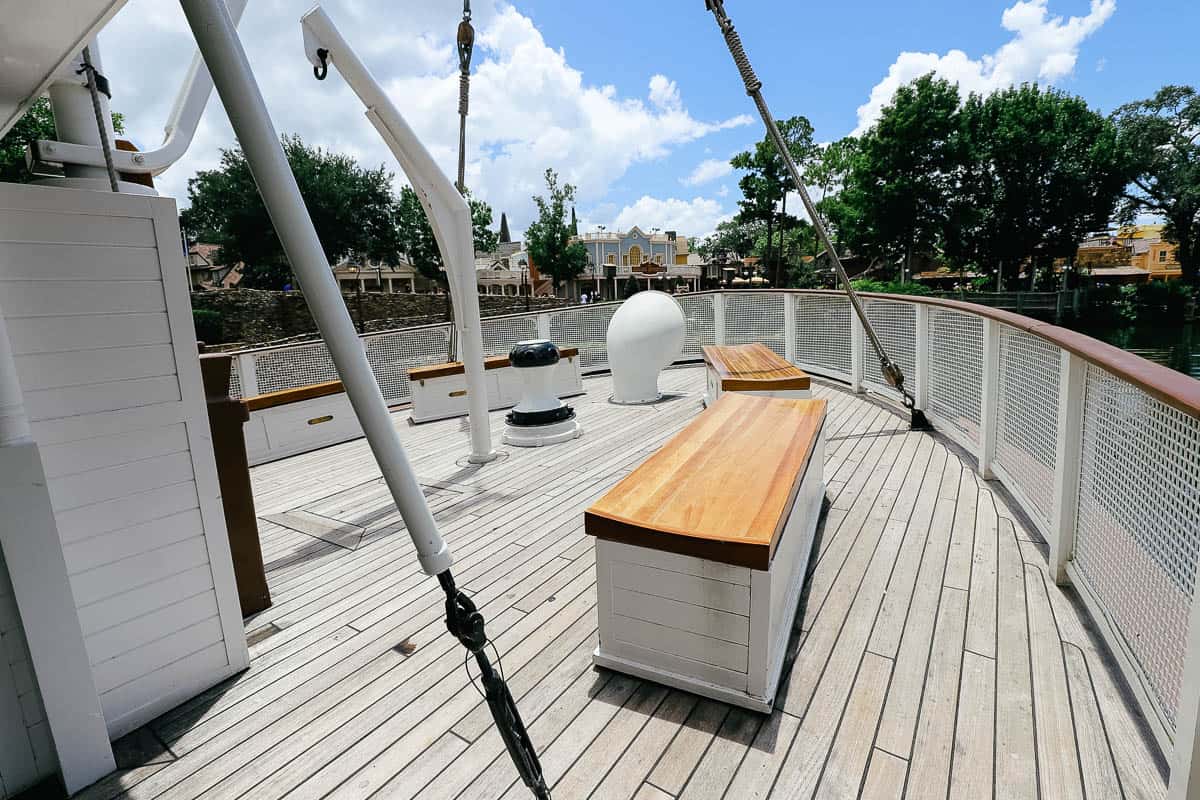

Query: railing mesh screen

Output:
[724, 292, 785, 356]
[926, 309, 983, 445]
[549, 303, 619, 371]
[677, 294, 716, 359]
[481, 315, 539, 358]
[227, 356, 243, 400]
[252, 341, 338, 396]
[794, 294, 851, 379]
[994, 326, 1060, 525]
[1074, 365, 1200, 729]
[862, 299, 917, 400]
[364, 324, 452, 404]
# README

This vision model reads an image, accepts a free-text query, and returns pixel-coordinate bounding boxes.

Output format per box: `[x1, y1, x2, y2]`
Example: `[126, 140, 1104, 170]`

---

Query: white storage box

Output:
[586, 393, 826, 711]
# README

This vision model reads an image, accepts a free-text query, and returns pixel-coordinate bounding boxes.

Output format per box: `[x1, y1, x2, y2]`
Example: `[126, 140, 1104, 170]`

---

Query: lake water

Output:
[1070, 319, 1200, 380]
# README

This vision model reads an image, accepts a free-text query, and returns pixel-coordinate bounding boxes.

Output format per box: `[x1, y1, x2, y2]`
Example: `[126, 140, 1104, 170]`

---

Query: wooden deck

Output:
[79, 367, 1168, 800]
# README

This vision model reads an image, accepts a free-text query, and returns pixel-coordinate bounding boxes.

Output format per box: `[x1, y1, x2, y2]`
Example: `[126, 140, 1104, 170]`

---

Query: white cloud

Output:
[611, 196, 730, 238]
[854, 0, 1116, 133]
[97, 0, 750, 235]
[682, 158, 733, 187]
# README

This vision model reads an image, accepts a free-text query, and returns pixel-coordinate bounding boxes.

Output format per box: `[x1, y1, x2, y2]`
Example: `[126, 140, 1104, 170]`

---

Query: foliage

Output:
[525, 169, 588, 290]
[951, 84, 1126, 289]
[471, 195, 499, 256]
[0, 96, 125, 183]
[836, 76, 962, 280]
[182, 135, 402, 289]
[849, 278, 934, 296]
[1116, 281, 1196, 321]
[697, 218, 762, 262]
[621, 276, 641, 299]
[731, 116, 819, 288]
[1113, 86, 1200, 285]
[396, 185, 444, 287]
[192, 309, 223, 345]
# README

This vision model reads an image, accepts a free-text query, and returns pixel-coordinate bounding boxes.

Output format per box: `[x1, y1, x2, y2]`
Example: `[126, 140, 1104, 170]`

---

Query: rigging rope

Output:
[704, 0, 930, 429]
[79, 47, 120, 192]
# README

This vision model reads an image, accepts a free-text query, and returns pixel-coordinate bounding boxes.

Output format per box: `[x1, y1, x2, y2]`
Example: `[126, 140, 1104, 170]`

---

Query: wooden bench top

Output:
[243, 380, 344, 412]
[585, 392, 826, 570]
[702, 343, 810, 392]
[407, 347, 579, 381]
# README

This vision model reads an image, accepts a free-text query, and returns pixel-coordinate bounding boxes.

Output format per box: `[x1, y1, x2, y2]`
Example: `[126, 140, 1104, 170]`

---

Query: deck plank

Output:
[85, 369, 1167, 800]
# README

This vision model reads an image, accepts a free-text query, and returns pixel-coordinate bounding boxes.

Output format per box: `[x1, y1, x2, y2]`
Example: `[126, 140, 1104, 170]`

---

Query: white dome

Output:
[607, 291, 686, 404]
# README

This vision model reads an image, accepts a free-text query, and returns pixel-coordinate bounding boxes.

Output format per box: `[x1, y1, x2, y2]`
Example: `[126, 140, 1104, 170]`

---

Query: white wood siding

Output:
[0, 184, 248, 745]
[0, 550, 57, 799]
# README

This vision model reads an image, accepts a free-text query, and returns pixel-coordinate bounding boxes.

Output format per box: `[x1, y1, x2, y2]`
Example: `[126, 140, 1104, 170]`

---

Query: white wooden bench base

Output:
[592, 426, 824, 712]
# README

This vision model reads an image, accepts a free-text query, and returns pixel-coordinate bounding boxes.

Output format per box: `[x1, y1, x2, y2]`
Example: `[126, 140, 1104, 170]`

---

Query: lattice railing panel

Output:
[481, 314, 539, 358]
[863, 299, 917, 398]
[926, 309, 983, 446]
[549, 303, 619, 371]
[252, 341, 338, 396]
[794, 294, 851, 378]
[994, 327, 1060, 525]
[227, 357, 243, 400]
[364, 324, 452, 404]
[677, 294, 716, 359]
[1074, 365, 1200, 729]
[724, 292, 785, 357]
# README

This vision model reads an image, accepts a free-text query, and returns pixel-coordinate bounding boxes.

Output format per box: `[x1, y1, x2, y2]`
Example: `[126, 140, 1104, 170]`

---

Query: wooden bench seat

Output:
[586, 392, 826, 711]
[405, 348, 578, 382]
[702, 343, 811, 406]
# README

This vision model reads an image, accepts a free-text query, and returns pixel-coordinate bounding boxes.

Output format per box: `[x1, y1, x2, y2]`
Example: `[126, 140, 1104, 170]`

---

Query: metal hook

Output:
[313, 48, 329, 80]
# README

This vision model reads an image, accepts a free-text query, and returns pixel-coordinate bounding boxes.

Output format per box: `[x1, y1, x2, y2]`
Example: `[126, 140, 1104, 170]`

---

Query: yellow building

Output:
[1116, 224, 1183, 280]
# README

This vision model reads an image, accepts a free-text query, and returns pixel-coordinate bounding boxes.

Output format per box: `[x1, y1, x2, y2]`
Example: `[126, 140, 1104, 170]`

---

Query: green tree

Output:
[952, 85, 1127, 289]
[1113, 85, 1200, 285]
[1, 96, 125, 183]
[182, 135, 401, 289]
[397, 186, 500, 288]
[837, 75, 962, 281]
[731, 116, 818, 288]
[621, 275, 641, 299]
[525, 169, 588, 291]
[698, 218, 762, 263]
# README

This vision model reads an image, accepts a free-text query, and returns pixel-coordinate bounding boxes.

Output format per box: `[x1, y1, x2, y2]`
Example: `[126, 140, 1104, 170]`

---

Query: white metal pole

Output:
[179, 0, 451, 574]
[302, 6, 495, 463]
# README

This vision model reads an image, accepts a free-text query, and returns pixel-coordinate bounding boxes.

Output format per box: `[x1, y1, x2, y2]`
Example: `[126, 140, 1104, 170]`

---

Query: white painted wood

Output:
[784, 293, 797, 363]
[712, 292, 726, 346]
[703, 361, 812, 406]
[978, 318, 1001, 479]
[915, 303, 930, 412]
[1049, 350, 1086, 586]
[1170, 540, 1200, 800]
[0, 185, 248, 765]
[594, 423, 823, 711]
[536, 312, 551, 340]
[244, 393, 364, 466]
[236, 352, 259, 398]
[0, 443, 116, 793]
[407, 356, 584, 425]
[850, 312, 864, 393]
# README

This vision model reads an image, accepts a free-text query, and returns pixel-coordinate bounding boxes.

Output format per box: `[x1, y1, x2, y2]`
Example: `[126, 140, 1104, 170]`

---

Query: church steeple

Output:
[570, 207, 579, 237]
[499, 212, 512, 244]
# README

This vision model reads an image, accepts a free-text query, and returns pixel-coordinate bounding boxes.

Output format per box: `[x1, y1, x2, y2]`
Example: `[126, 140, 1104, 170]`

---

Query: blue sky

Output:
[101, 0, 1197, 240]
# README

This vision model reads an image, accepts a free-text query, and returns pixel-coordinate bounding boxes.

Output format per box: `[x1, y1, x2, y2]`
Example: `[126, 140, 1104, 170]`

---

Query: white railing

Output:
[222, 289, 1200, 792]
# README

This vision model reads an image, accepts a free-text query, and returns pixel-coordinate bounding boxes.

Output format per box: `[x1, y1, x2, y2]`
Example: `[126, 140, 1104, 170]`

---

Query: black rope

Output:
[438, 571, 551, 799]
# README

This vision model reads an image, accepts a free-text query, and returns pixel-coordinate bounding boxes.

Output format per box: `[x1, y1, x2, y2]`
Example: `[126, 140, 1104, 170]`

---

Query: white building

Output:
[572, 227, 701, 300]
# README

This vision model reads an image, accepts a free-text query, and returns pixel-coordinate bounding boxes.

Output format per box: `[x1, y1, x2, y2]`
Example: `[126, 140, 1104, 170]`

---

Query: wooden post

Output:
[978, 317, 1001, 479]
[1048, 350, 1086, 585]
[237, 351, 259, 398]
[1171, 566, 1200, 799]
[200, 354, 271, 616]
[850, 311, 864, 394]
[783, 292, 796, 364]
[914, 303, 930, 413]
[713, 292, 726, 346]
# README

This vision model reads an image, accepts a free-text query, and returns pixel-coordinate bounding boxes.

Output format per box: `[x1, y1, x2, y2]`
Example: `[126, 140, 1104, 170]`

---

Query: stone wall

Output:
[191, 288, 572, 347]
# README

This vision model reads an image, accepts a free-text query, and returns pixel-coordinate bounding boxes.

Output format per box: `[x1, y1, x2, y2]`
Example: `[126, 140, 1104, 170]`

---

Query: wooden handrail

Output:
[783, 289, 1200, 420]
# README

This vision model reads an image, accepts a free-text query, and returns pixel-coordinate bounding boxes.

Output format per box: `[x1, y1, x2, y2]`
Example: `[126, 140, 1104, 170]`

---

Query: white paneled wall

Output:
[0, 551, 56, 798]
[0, 184, 249, 760]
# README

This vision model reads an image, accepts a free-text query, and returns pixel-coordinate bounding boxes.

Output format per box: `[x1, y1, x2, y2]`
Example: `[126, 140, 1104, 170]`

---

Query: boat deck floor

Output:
[80, 367, 1168, 800]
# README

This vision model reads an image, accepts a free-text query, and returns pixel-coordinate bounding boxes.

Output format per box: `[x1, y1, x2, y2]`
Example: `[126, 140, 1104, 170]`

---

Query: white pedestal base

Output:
[502, 417, 582, 447]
